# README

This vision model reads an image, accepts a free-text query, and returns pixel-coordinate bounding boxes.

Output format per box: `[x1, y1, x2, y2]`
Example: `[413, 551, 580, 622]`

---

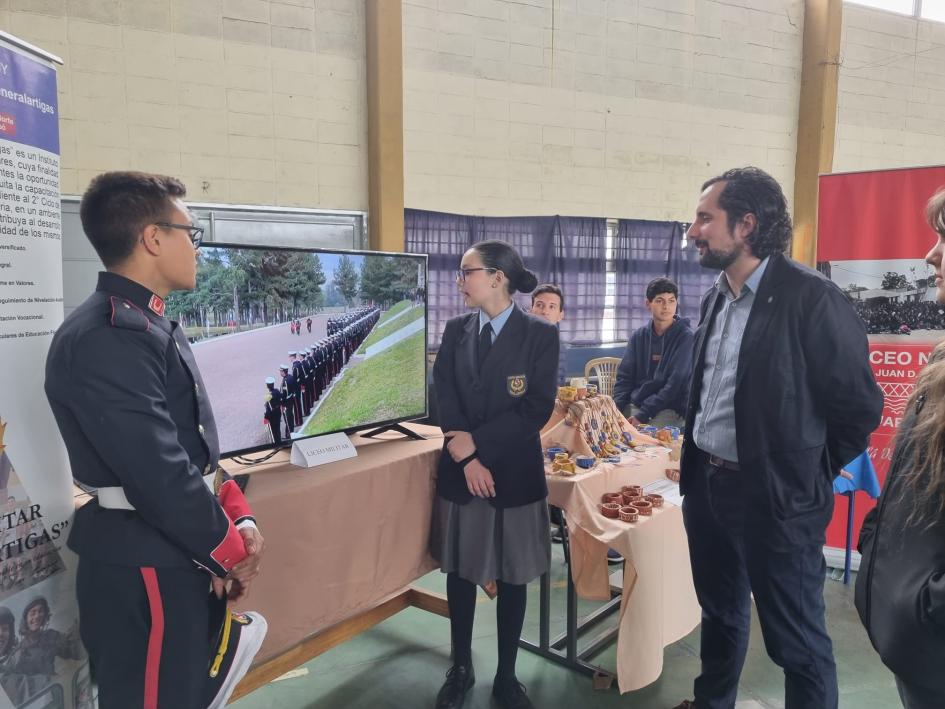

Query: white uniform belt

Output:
[96, 473, 217, 510]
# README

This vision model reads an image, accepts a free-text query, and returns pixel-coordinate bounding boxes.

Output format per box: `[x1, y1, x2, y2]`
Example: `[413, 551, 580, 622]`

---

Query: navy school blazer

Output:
[433, 306, 559, 508]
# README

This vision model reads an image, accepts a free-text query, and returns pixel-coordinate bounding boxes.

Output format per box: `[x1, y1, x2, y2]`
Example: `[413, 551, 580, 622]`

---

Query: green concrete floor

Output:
[232, 545, 901, 709]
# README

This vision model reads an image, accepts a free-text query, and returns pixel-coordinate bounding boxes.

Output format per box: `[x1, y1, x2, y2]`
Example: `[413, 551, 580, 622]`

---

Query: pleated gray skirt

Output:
[429, 495, 551, 586]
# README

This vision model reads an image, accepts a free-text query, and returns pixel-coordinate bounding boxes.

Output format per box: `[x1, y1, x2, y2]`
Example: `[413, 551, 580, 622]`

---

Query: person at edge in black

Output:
[856, 186, 945, 709]
[44, 172, 266, 709]
[672, 167, 882, 709]
[430, 240, 559, 709]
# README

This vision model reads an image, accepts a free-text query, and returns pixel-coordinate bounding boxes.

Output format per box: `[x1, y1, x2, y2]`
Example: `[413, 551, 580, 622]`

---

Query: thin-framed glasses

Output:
[456, 267, 495, 282]
[155, 222, 204, 248]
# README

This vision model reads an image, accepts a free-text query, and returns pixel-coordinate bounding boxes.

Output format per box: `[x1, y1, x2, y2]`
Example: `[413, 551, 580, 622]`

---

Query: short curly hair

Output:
[701, 167, 793, 259]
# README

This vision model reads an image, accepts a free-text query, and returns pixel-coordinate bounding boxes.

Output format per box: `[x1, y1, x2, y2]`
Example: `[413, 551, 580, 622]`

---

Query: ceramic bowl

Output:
[619, 506, 639, 523]
[600, 502, 621, 519]
[634, 500, 653, 516]
[645, 493, 664, 508]
[575, 455, 595, 469]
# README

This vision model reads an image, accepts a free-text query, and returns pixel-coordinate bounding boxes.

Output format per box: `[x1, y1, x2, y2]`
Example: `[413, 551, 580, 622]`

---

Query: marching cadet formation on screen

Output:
[264, 307, 381, 443]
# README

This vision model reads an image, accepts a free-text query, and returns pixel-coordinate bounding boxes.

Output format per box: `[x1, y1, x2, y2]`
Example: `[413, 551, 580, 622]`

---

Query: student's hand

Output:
[464, 459, 496, 498]
[240, 526, 265, 558]
[628, 416, 642, 427]
[226, 579, 251, 603]
[226, 527, 264, 591]
[445, 431, 476, 461]
[839, 469, 854, 480]
[211, 576, 227, 600]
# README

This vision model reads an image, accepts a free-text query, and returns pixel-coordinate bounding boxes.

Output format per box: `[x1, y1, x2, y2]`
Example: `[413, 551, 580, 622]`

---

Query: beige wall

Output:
[402, 0, 805, 221]
[1, 0, 368, 210]
[834, 5, 945, 173]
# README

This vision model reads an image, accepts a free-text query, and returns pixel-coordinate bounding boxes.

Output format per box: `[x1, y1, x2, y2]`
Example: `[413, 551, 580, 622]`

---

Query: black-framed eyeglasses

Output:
[155, 222, 204, 248]
[456, 267, 495, 282]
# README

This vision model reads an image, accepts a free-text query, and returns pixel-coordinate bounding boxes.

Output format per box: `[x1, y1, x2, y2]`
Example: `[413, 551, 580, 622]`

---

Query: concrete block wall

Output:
[402, 0, 805, 221]
[834, 5, 945, 174]
[1, 0, 368, 209]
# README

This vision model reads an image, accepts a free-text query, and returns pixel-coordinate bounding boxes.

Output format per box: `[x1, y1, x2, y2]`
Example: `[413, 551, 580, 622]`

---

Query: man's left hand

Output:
[628, 416, 642, 427]
[240, 526, 265, 557]
[445, 431, 475, 461]
[228, 527, 265, 588]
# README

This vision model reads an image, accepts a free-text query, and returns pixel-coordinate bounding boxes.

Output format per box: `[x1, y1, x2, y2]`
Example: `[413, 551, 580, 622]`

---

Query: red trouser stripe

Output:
[140, 567, 165, 709]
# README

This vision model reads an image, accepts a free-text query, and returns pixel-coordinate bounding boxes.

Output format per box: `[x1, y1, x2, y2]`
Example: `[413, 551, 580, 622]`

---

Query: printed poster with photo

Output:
[817, 165, 945, 552]
[0, 32, 93, 708]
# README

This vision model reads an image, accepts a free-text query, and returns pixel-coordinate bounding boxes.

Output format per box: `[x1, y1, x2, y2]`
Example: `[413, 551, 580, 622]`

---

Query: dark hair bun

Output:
[517, 269, 538, 293]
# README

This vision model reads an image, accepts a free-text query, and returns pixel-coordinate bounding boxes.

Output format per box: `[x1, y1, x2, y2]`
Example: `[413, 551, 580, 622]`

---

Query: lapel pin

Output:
[767, 296, 773, 303]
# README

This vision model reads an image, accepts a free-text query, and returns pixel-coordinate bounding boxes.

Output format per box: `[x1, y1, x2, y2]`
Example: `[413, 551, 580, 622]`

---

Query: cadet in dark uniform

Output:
[279, 364, 296, 436]
[430, 240, 558, 709]
[302, 348, 317, 406]
[289, 352, 308, 416]
[263, 377, 282, 445]
[44, 172, 268, 709]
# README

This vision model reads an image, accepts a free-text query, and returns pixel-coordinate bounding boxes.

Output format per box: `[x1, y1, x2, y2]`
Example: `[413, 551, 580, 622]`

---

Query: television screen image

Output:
[165, 244, 428, 456]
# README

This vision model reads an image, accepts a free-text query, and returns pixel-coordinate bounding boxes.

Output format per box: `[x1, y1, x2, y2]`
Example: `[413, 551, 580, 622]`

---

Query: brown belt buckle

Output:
[710, 455, 739, 471]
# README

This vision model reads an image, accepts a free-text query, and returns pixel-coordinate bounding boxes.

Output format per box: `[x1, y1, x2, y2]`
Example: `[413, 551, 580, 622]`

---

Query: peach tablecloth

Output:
[542, 412, 700, 693]
[230, 424, 443, 662]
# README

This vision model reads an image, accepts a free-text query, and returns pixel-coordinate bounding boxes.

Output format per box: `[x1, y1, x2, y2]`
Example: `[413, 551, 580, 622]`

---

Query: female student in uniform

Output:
[430, 240, 559, 709]
[856, 186, 945, 709]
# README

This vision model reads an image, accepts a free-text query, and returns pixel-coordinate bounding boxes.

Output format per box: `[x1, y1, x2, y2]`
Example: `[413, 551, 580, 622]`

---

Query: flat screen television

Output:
[165, 243, 428, 457]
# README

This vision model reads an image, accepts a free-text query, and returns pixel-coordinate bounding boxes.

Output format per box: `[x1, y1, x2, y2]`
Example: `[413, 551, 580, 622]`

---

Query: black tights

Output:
[446, 573, 527, 679]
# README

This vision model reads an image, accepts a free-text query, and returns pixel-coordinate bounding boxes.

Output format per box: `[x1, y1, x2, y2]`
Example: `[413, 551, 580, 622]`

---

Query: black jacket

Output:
[45, 272, 248, 577]
[681, 253, 883, 550]
[856, 402, 945, 692]
[433, 307, 559, 508]
[612, 316, 694, 420]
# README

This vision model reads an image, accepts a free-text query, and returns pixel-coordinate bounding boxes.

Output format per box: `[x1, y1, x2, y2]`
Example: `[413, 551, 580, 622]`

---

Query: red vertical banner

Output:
[817, 166, 945, 551]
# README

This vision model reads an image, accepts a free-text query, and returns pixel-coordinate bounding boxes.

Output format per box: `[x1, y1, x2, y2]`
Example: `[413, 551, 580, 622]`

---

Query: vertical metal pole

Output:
[844, 491, 855, 585]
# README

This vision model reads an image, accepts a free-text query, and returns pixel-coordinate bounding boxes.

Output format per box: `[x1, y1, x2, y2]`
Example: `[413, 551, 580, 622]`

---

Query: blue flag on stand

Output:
[833, 450, 881, 498]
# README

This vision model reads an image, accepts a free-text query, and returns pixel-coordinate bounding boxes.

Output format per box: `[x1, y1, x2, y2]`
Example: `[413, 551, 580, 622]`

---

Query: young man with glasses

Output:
[45, 172, 267, 709]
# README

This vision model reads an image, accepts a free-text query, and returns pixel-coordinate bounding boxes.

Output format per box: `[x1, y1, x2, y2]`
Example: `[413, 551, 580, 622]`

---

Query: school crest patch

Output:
[507, 374, 527, 397]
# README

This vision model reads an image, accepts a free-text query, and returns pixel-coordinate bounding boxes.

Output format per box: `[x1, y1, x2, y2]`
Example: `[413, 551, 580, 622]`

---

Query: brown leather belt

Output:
[703, 452, 740, 471]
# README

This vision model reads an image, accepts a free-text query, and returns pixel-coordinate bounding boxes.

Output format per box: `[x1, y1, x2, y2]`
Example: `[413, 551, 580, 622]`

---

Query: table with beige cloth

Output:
[217, 409, 697, 697]
[229, 424, 444, 665]
[541, 397, 701, 693]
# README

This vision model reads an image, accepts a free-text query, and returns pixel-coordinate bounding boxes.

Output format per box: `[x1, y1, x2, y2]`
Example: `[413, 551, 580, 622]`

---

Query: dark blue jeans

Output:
[681, 458, 838, 709]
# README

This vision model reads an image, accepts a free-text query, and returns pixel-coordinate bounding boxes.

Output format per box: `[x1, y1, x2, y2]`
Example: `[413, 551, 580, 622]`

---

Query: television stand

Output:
[360, 423, 425, 441]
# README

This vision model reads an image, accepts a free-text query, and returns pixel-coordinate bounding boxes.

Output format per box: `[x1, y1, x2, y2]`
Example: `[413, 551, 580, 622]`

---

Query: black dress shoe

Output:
[434, 664, 475, 709]
[492, 676, 534, 709]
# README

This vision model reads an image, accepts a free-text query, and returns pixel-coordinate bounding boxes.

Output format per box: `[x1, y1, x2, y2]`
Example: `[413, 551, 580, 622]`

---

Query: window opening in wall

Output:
[922, 0, 945, 21]
[845, 0, 945, 23]
[602, 218, 618, 344]
[845, 0, 916, 14]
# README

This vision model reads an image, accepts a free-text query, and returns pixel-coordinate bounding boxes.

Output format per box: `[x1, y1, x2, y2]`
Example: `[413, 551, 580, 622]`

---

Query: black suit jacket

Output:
[434, 306, 559, 508]
[681, 252, 883, 549]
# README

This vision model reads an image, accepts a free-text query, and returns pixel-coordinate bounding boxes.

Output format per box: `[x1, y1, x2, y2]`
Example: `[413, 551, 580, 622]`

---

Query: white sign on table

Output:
[290, 431, 358, 469]
[643, 478, 683, 507]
